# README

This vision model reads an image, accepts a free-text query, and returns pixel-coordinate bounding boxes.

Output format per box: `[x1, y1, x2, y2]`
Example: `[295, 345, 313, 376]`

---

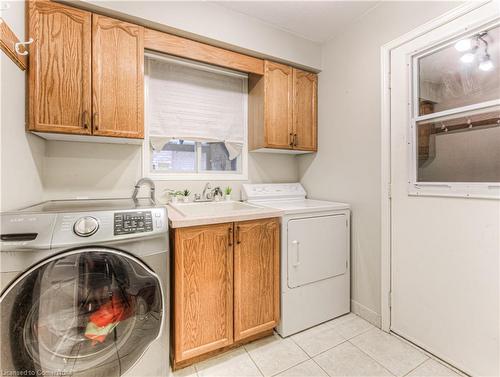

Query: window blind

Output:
[147, 57, 246, 160]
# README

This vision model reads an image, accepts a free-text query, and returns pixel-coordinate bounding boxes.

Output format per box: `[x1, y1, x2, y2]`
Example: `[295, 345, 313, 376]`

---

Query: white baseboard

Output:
[351, 300, 382, 328]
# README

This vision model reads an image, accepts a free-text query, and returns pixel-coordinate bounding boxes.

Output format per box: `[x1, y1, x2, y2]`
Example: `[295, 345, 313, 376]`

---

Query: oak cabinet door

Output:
[293, 68, 317, 151]
[264, 61, 293, 149]
[92, 15, 144, 138]
[174, 223, 234, 362]
[234, 218, 280, 341]
[28, 1, 91, 134]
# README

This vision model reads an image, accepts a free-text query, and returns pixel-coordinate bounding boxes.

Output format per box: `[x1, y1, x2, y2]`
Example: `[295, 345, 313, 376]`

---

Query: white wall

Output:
[298, 1, 462, 324]
[76, 0, 322, 71]
[42, 141, 299, 202]
[0, 0, 45, 211]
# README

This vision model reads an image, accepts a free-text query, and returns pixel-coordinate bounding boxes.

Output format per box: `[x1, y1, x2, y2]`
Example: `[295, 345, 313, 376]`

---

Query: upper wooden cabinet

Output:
[249, 60, 318, 153]
[28, 1, 92, 134]
[92, 15, 144, 138]
[293, 68, 317, 151]
[27, 2, 144, 139]
[263, 61, 293, 149]
[234, 218, 280, 342]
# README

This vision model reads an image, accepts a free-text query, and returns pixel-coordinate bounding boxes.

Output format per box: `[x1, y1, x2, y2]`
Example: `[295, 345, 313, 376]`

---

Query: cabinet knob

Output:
[228, 226, 233, 247]
[289, 133, 294, 147]
[93, 112, 99, 131]
[82, 110, 88, 129]
[293, 134, 298, 147]
[236, 225, 241, 244]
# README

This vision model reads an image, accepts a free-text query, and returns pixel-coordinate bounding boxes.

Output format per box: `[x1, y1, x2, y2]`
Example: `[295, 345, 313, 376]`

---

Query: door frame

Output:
[379, 0, 492, 332]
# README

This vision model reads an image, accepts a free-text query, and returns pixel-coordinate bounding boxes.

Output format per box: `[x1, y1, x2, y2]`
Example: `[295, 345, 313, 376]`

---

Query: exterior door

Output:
[389, 4, 499, 376]
[92, 15, 144, 138]
[28, 1, 91, 134]
[264, 61, 293, 148]
[293, 68, 317, 151]
[173, 223, 233, 362]
[233, 218, 279, 341]
[0, 248, 163, 377]
[287, 215, 347, 289]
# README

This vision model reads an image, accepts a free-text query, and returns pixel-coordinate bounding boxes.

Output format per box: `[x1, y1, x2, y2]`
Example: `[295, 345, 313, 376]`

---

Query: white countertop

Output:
[167, 201, 283, 228]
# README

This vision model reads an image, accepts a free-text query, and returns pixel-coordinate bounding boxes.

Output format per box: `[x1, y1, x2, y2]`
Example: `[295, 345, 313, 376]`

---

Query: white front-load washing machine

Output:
[0, 198, 169, 377]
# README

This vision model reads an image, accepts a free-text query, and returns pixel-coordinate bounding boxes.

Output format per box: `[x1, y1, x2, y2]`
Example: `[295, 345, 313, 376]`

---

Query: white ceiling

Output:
[211, 1, 379, 43]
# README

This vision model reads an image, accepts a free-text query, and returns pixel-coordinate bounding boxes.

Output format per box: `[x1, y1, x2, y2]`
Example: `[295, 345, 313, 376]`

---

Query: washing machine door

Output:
[0, 247, 163, 377]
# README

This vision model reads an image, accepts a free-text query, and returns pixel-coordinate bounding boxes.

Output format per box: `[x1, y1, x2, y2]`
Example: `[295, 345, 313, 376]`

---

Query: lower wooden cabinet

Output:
[171, 218, 280, 367]
[173, 223, 234, 362]
[234, 219, 280, 341]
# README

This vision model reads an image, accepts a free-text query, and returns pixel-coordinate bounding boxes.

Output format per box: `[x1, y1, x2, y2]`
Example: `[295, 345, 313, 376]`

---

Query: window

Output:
[144, 53, 248, 180]
[151, 139, 240, 173]
[410, 22, 500, 198]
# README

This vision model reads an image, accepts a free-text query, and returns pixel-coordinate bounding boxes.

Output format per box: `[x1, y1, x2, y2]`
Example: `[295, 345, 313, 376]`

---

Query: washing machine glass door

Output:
[0, 247, 163, 377]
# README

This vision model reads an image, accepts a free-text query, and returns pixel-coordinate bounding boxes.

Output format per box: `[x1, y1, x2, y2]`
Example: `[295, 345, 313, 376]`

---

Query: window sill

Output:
[148, 172, 248, 181]
[408, 182, 500, 200]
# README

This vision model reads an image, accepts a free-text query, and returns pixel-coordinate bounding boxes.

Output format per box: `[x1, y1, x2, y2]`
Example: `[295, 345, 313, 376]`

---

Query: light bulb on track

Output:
[479, 55, 494, 71]
[455, 38, 472, 52]
[460, 52, 475, 63]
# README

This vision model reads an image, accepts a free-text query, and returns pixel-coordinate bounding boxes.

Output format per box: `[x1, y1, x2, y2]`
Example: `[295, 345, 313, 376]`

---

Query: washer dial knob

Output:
[73, 216, 99, 237]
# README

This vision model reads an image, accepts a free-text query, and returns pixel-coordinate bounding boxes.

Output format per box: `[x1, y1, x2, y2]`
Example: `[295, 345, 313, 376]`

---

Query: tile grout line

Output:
[401, 358, 429, 377]
[310, 356, 333, 377]
[243, 344, 266, 377]
[390, 332, 469, 377]
[347, 339, 401, 376]
[266, 339, 311, 377]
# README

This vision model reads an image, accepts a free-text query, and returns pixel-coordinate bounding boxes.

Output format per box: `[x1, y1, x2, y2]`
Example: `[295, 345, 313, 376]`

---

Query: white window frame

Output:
[142, 52, 249, 181]
[408, 18, 500, 199]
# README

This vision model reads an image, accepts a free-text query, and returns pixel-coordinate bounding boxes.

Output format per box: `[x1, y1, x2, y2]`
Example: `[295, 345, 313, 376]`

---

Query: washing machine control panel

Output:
[114, 211, 153, 235]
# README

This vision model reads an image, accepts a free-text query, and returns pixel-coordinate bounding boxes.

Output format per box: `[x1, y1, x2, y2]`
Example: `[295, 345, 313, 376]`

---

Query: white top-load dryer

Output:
[242, 183, 350, 337]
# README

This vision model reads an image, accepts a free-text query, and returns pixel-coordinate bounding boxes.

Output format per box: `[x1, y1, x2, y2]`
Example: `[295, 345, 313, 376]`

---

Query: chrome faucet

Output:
[132, 177, 156, 204]
[202, 183, 212, 200]
[194, 183, 215, 202]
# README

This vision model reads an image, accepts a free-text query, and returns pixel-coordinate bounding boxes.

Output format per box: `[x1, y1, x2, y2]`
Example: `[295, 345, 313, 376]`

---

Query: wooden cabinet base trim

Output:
[235, 321, 277, 342]
[172, 329, 273, 371]
[179, 337, 233, 362]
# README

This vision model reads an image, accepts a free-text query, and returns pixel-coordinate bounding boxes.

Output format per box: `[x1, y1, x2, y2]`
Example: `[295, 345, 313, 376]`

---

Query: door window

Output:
[410, 22, 500, 198]
[0, 249, 163, 377]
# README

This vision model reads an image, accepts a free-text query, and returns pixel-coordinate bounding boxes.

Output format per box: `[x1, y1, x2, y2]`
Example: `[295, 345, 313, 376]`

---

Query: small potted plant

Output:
[182, 189, 190, 203]
[224, 186, 232, 201]
[168, 190, 184, 203]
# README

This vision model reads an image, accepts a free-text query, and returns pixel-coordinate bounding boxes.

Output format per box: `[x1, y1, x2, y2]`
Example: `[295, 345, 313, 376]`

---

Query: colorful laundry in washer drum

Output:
[84, 295, 134, 344]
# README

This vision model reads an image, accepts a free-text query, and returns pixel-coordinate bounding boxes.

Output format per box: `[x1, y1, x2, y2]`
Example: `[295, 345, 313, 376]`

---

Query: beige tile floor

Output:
[170, 313, 463, 377]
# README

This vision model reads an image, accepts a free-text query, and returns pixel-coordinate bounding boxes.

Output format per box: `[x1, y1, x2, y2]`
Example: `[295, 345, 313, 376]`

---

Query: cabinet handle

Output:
[93, 112, 99, 131]
[236, 225, 241, 244]
[228, 226, 233, 247]
[82, 110, 88, 129]
[293, 134, 298, 147]
[289, 133, 294, 147]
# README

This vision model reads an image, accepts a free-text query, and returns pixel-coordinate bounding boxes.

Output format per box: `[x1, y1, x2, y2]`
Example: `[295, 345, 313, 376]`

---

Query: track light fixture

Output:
[455, 31, 494, 71]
